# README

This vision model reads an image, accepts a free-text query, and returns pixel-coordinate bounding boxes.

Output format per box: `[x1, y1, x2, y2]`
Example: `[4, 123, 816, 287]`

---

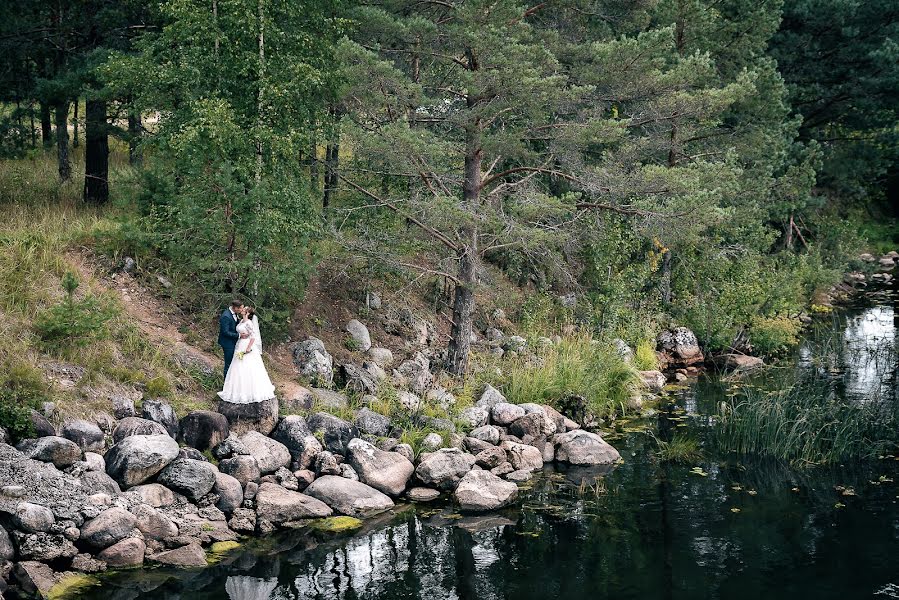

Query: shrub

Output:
[34, 272, 114, 349]
[503, 334, 640, 420]
[633, 339, 659, 370]
[750, 315, 801, 356]
[0, 363, 50, 441]
[145, 375, 173, 398]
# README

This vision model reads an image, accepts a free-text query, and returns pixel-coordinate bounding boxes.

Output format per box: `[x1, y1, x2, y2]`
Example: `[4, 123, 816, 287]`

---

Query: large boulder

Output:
[112, 417, 168, 443]
[128, 483, 175, 508]
[62, 419, 105, 452]
[306, 412, 359, 455]
[217, 397, 279, 436]
[553, 430, 621, 465]
[111, 395, 136, 419]
[414, 448, 476, 491]
[218, 455, 261, 486]
[12, 531, 78, 561]
[151, 543, 207, 568]
[304, 475, 394, 518]
[98, 537, 145, 567]
[254, 482, 332, 524]
[476, 384, 506, 408]
[141, 399, 179, 437]
[177, 410, 230, 451]
[79, 507, 136, 550]
[366, 347, 393, 367]
[14, 561, 61, 597]
[354, 408, 391, 437]
[454, 470, 518, 512]
[270, 415, 313, 459]
[345, 438, 414, 497]
[157, 458, 217, 501]
[459, 406, 489, 430]
[656, 327, 703, 368]
[393, 355, 432, 395]
[310, 388, 349, 410]
[508, 412, 557, 439]
[474, 446, 507, 469]
[336, 363, 379, 395]
[214, 472, 244, 514]
[79, 470, 122, 495]
[0, 524, 12, 560]
[16, 436, 81, 469]
[500, 441, 543, 472]
[638, 370, 666, 393]
[346, 319, 372, 352]
[29, 411, 56, 437]
[105, 434, 180, 488]
[239, 431, 291, 474]
[131, 503, 178, 540]
[291, 337, 334, 386]
[711, 353, 765, 373]
[491, 403, 526, 426]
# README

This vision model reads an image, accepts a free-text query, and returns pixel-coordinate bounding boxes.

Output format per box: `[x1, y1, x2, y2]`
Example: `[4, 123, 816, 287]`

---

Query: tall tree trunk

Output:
[445, 118, 483, 375]
[72, 99, 79, 148]
[40, 101, 52, 148]
[310, 136, 320, 191]
[83, 99, 109, 204]
[323, 139, 339, 209]
[29, 103, 36, 147]
[54, 100, 71, 182]
[127, 110, 142, 166]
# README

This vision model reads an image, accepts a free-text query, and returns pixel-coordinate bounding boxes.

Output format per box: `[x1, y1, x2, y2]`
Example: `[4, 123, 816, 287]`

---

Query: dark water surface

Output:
[78, 285, 899, 600]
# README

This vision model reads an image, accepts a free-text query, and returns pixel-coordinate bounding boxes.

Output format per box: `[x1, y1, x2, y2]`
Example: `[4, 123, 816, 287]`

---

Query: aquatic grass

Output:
[503, 334, 641, 420]
[653, 433, 704, 463]
[714, 373, 899, 465]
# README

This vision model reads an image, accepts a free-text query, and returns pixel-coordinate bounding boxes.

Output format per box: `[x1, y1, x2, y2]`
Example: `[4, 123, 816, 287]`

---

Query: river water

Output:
[78, 283, 899, 600]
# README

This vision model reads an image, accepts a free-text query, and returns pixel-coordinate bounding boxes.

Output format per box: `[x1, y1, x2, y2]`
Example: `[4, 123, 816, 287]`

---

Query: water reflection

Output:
[843, 305, 896, 400]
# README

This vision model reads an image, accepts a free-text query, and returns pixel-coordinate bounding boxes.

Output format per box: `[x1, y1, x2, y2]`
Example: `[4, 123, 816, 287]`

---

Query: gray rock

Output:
[217, 397, 279, 436]
[397, 391, 422, 412]
[0, 424, 8, 444]
[71, 552, 107, 573]
[354, 408, 391, 437]
[0, 524, 12, 561]
[638, 370, 666, 393]
[336, 363, 379, 395]
[255, 482, 332, 524]
[15, 502, 55, 533]
[12, 531, 78, 561]
[112, 417, 168, 443]
[62, 420, 105, 452]
[214, 472, 244, 514]
[474, 446, 507, 469]
[294, 469, 315, 490]
[345, 438, 414, 497]
[394, 357, 433, 395]
[553, 430, 621, 465]
[505, 469, 533, 482]
[228, 507, 257, 533]
[346, 319, 372, 352]
[271, 415, 313, 459]
[500, 441, 543, 472]
[491, 462, 514, 476]
[98, 537, 145, 567]
[315, 450, 340, 476]
[454, 470, 518, 512]
[304, 475, 394, 518]
[14, 561, 61, 596]
[275, 466, 299, 490]
[711, 354, 765, 373]
[111, 395, 136, 419]
[414, 448, 476, 491]
[239, 431, 291, 474]
[406, 487, 440, 502]
[129, 483, 176, 508]
[291, 337, 334, 386]
[84, 452, 105, 472]
[502, 335, 527, 353]
[211, 435, 251, 460]
[469, 425, 501, 445]
[79, 471, 122, 495]
[151, 543, 207, 567]
[421, 433, 443, 451]
[508, 412, 557, 439]
[80, 507, 136, 550]
[178, 446, 207, 461]
[16, 436, 81, 469]
[463, 436, 494, 454]
[395, 443, 414, 463]
[177, 410, 230, 451]
[92, 411, 117, 434]
[29, 410, 56, 437]
[306, 412, 359, 455]
[491, 402, 526, 426]
[339, 463, 359, 481]
[132, 504, 178, 540]
[310, 388, 349, 410]
[141, 399, 179, 437]
[366, 347, 393, 367]
[157, 459, 217, 501]
[459, 406, 489, 430]
[105, 434, 179, 488]
[657, 327, 703, 367]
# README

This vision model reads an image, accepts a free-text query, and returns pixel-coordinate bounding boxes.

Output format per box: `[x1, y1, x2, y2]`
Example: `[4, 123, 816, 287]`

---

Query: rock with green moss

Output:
[312, 516, 363, 533]
[46, 573, 100, 600]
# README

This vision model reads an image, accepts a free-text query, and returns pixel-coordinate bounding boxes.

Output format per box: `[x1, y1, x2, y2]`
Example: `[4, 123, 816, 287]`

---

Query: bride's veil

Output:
[251, 315, 263, 352]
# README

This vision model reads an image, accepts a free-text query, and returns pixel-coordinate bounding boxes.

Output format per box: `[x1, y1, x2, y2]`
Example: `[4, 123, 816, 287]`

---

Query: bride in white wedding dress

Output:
[218, 306, 276, 404]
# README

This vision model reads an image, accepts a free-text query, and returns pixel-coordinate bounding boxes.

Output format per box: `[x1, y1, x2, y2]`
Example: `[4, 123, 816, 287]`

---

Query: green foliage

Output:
[503, 335, 640, 420]
[715, 375, 899, 465]
[655, 434, 704, 464]
[633, 340, 660, 371]
[34, 272, 114, 349]
[144, 376, 172, 398]
[0, 362, 50, 441]
[750, 315, 801, 356]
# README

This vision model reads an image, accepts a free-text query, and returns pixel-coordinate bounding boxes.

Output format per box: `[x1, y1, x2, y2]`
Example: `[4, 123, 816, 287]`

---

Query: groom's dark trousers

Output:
[218, 309, 239, 379]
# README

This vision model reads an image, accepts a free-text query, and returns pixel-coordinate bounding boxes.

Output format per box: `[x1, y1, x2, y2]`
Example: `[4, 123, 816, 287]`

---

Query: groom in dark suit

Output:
[218, 299, 246, 378]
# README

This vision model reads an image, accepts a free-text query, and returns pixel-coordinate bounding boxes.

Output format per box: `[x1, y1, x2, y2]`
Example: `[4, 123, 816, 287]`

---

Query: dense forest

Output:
[0, 0, 897, 377]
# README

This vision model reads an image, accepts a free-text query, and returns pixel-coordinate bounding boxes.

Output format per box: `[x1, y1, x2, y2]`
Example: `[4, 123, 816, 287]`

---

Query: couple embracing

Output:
[217, 300, 275, 404]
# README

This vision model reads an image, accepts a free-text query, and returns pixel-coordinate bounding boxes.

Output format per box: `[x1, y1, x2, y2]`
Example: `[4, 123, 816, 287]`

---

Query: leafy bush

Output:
[0, 363, 50, 441]
[750, 314, 801, 356]
[145, 375, 172, 398]
[34, 272, 114, 349]
[503, 334, 640, 420]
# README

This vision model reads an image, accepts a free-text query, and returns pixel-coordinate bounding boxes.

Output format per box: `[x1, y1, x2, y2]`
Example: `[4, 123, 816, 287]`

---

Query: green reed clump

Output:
[714, 375, 899, 465]
[655, 434, 704, 463]
[503, 334, 640, 420]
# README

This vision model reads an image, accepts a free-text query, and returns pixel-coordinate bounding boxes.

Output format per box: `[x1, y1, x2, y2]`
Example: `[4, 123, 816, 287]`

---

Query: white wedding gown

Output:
[218, 317, 276, 404]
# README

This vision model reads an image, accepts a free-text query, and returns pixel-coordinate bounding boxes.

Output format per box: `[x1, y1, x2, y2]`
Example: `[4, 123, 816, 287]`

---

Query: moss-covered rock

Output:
[47, 573, 100, 600]
[311, 516, 363, 533]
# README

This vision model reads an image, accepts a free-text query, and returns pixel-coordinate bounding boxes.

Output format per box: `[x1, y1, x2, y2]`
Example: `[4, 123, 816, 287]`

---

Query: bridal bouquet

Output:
[236, 348, 254, 360]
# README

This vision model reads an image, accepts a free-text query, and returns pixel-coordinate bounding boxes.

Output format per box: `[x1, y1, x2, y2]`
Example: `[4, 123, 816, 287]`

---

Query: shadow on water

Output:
[78, 283, 899, 600]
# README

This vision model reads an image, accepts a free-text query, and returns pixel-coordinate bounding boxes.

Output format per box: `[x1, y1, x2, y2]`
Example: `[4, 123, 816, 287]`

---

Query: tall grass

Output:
[503, 334, 640, 419]
[714, 374, 899, 465]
